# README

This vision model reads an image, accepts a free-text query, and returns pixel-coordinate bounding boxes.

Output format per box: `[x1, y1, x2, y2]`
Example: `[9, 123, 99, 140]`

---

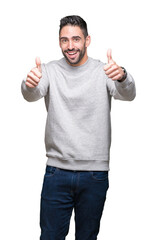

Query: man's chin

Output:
[64, 55, 80, 66]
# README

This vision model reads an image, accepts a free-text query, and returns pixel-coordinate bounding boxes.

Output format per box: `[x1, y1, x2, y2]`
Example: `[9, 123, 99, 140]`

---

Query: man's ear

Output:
[85, 35, 91, 48]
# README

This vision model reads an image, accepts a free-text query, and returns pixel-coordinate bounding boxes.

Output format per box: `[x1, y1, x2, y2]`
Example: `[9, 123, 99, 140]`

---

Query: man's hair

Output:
[59, 15, 88, 38]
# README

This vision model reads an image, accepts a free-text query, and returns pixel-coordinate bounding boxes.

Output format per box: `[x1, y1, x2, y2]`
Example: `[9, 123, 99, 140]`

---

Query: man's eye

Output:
[74, 38, 80, 42]
[61, 39, 68, 43]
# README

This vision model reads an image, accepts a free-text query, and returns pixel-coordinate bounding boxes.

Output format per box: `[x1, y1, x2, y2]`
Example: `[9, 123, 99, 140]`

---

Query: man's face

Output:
[59, 25, 90, 66]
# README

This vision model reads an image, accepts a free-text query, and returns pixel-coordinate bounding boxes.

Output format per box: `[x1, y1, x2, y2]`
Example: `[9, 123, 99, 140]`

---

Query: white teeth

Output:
[68, 52, 77, 55]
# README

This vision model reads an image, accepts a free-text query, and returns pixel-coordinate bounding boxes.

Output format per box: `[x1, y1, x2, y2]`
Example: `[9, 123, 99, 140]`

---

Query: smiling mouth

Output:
[65, 50, 79, 59]
[68, 51, 77, 55]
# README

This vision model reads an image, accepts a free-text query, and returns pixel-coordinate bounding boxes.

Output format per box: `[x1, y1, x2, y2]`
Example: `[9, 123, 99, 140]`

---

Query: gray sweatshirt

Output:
[21, 57, 136, 171]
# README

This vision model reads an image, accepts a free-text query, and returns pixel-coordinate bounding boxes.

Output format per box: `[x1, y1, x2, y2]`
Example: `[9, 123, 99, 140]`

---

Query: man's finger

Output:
[104, 62, 114, 71]
[107, 70, 120, 79]
[31, 67, 42, 78]
[26, 77, 38, 86]
[105, 64, 118, 75]
[27, 72, 40, 83]
[25, 80, 37, 88]
[35, 57, 42, 72]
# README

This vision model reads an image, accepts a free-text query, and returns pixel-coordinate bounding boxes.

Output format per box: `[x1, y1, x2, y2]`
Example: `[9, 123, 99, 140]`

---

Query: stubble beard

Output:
[62, 43, 86, 66]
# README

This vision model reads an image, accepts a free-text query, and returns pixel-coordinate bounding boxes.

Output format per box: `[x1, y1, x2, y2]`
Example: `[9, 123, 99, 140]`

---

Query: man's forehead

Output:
[60, 25, 83, 37]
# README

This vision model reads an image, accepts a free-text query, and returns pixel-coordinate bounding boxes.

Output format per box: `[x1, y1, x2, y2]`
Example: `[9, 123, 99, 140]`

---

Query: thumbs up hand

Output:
[26, 57, 42, 88]
[104, 49, 126, 81]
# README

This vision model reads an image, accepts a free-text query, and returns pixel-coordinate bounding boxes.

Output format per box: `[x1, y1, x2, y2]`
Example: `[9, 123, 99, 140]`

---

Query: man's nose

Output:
[68, 40, 74, 50]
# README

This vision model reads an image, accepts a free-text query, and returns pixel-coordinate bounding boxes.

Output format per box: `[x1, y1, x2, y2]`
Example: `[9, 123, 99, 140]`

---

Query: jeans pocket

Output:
[91, 171, 108, 181]
[44, 165, 57, 178]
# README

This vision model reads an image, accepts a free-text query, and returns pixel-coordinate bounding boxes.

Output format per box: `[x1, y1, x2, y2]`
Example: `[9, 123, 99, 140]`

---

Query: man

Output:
[21, 15, 136, 240]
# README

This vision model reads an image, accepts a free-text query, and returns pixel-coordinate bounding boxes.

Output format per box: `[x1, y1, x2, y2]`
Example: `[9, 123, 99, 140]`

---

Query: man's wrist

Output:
[117, 67, 127, 82]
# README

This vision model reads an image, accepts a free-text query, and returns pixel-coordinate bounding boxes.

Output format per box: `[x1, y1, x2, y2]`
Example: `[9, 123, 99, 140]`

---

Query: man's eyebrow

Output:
[59, 37, 68, 41]
[72, 36, 81, 39]
[60, 36, 81, 40]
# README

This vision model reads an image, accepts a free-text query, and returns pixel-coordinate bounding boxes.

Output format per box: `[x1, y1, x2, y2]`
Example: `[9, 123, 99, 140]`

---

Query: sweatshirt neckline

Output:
[62, 57, 91, 71]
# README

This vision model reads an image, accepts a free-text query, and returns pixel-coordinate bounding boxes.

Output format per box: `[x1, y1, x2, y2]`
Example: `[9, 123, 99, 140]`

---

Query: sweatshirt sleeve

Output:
[21, 63, 49, 102]
[106, 71, 136, 101]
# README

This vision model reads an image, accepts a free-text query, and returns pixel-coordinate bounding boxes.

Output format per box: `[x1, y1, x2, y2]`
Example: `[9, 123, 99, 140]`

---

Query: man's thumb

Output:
[107, 49, 112, 63]
[35, 57, 42, 72]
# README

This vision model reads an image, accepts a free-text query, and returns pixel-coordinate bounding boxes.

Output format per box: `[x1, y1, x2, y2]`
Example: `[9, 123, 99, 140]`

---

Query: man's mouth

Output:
[68, 51, 77, 55]
[65, 50, 79, 59]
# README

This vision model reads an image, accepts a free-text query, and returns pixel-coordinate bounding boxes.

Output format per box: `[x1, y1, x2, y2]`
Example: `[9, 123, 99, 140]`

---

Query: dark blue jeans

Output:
[40, 165, 109, 240]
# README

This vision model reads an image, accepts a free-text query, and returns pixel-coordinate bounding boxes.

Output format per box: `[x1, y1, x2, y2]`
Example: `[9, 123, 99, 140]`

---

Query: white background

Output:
[0, 0, 157, 239]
